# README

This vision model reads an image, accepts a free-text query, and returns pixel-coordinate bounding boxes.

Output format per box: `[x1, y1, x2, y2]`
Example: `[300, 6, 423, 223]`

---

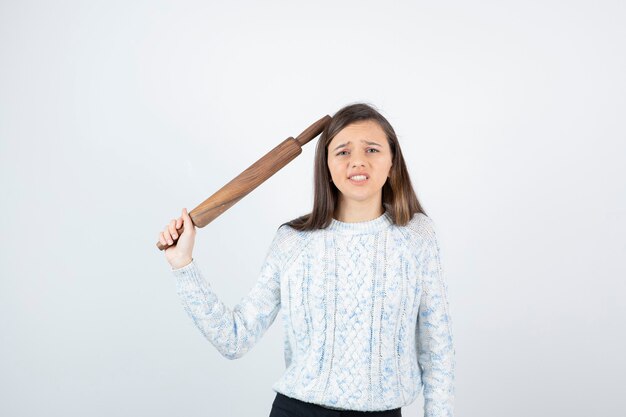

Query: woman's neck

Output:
[333, 203, 386, 223]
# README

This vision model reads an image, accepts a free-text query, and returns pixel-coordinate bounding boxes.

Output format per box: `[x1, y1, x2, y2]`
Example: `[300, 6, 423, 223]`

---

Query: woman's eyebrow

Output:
[333, 140, 382, 151]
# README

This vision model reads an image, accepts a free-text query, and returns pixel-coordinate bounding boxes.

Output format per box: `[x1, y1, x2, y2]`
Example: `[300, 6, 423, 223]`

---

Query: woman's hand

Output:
[159, 207, 196, 269]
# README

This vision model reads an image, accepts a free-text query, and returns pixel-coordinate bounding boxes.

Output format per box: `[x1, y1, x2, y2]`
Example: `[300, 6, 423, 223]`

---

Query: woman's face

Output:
[327, 120, 393, 206]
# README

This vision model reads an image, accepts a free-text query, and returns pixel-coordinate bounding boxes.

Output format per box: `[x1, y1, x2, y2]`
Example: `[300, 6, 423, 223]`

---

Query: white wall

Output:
[1, 1, 624, 416]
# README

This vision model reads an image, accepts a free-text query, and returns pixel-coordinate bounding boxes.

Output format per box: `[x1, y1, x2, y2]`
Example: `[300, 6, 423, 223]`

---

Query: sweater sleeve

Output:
[170, 226, 286, 360]
[416, 217, 456, 417]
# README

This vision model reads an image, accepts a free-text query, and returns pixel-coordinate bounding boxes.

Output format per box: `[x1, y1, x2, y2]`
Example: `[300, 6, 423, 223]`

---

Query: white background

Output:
[1, 1, 624, 416]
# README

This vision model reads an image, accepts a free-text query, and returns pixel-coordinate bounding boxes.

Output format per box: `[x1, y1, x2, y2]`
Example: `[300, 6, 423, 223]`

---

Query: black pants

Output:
[269, 392, 402, 417]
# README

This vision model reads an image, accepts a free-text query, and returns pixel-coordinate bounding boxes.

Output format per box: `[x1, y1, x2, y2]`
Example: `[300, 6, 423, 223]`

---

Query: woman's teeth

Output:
[349, 175, 368, 182]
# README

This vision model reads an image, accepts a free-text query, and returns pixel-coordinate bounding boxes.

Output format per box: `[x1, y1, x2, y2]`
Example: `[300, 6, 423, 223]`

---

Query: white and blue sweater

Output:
[170, 211, 455, 416]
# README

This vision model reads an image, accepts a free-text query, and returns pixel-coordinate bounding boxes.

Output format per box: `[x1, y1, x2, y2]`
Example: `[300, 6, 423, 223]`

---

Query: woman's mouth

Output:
[348, 174, 369, 185]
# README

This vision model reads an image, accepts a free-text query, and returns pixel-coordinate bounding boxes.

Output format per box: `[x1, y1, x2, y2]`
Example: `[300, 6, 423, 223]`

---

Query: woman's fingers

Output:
[160, 231, 170, 246]
[168, 219, 178, 240]
[162, 222, 174, 245]
[159, 210, 191, 249]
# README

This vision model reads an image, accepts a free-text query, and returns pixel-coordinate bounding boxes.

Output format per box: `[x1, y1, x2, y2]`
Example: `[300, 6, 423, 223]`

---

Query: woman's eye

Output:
[336, 148, 379, 156]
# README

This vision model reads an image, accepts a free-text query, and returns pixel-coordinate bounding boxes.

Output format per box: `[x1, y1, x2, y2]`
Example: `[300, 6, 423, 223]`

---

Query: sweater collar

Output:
[327, 210, 392, 235]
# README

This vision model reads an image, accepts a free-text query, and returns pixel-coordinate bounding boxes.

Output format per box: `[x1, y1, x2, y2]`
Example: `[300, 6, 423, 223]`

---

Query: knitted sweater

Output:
[170, 211, 455, 416]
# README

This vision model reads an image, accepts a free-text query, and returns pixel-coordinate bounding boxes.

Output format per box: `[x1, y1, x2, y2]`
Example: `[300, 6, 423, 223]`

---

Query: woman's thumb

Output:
[182, 208, 192, 227]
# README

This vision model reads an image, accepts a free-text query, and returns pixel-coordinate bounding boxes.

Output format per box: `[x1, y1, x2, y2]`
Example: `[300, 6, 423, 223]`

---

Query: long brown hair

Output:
[280, 102, 427, 231]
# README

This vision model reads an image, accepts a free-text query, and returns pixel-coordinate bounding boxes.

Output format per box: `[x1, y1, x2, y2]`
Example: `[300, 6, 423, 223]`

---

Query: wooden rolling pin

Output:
[156, 115, 331, 251]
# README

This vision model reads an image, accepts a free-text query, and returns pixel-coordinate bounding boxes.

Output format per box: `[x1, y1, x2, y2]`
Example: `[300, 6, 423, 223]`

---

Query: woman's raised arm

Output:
[170, 225, 287, 360]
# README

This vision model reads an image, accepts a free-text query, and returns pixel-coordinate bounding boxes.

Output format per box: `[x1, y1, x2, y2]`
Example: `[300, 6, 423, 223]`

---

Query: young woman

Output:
[159, 103, 455, 417]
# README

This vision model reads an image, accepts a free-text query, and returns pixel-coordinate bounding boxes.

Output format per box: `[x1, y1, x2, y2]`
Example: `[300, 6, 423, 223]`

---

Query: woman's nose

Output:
[351, 160, 365, 167]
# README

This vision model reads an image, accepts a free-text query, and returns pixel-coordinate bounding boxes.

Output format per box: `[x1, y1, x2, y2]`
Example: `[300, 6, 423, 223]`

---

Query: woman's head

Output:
[327, 118, 393, 213]
[282, 102, 426, 231]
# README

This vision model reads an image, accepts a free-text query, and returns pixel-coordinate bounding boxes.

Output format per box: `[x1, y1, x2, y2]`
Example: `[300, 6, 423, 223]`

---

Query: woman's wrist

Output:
[171, 257, 193, 270]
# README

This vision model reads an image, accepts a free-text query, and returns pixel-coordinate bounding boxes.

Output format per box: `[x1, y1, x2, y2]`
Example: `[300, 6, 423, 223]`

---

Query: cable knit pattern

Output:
[170, 211, 455, 415]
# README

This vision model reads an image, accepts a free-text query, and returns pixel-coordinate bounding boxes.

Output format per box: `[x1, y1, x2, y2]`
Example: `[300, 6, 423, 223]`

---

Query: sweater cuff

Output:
[170, 258, 195, 273]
